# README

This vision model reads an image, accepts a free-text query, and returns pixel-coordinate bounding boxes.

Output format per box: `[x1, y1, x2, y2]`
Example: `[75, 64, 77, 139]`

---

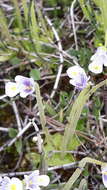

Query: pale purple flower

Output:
[15, 75, 35, 98]
[24, 170, 50, 190]
[91, 47, 107, 66]
[1, 176, 23, 190]
[67, 66, 89, 90]
[102, 166, 107, 188]
[88, 46, 107, 74]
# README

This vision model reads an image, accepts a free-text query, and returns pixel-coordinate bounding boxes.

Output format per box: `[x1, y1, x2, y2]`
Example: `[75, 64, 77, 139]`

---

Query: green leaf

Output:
[47, 153, 74, 166]
[76, 119, 85, 131]
[44, 102, 57, 116]
[92, 96, 102, 120]
[44, 134, 81, 166]
[15, 139, 22, 154]
[25, 152, 40, 168]
[45, 141, 75, 166]
[9, 128, 18, 138]
[35, 82, 52, 146]
[60, 91, 69, 107]
[10, 57, 21, 65]
[78, 179, 87, 190]
[68, 136, 81, 150]
[30, 69, 41, 80]
[0, 9, 12, 41]
[30, 1, 41, 51]
[62, 79, 107, 157]
[11, 0, 23, 31]
[21, 0, 28, 24]
[0, 54, 13, 62]
[63, 157, 103, 190]
[79, 0, 92, 20]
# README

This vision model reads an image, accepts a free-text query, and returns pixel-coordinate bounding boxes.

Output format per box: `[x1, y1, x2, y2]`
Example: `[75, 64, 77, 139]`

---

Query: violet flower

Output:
[15, 75, 35, 98]
[24, 170, 50, 190]
[67, 65, 89, 90]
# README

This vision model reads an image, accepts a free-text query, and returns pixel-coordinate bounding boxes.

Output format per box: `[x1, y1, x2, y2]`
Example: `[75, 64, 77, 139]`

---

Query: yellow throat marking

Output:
[11, 86, 17, 91]
[10, 184, 17, 190]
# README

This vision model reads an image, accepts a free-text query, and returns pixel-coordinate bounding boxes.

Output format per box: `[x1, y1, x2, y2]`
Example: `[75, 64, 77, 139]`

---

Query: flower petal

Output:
[0, 176, 2, 183]
[20, 91, 28, 98]
[69, 70, 89, 90]
[15, 75, 26, 83]
[15, 75, 35, 98]
[1, 177, 10, 190]
[88, 62, 103, 74]
[103, 57, 107, 66]
[9, 178, 23, 190]
[67, 66, 85, 79]
[15, 75, 35, 86]
[90, 46, 107, 71]
[5, 82, 19, 97]
[37, 175, 50, 187]
[24, 170, 40, 190]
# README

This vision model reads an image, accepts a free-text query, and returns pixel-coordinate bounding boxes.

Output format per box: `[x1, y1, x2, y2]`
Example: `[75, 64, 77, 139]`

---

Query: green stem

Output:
[35, 82, 51, 145]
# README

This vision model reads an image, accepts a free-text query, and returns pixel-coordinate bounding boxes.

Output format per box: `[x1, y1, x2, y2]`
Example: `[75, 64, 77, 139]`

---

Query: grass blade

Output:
[0, 9, 12, 41]
[11, 0, 23, 31]
[63, 157, 105, 190]
[30, 1, 41, 52]
[62, 79, 107, 157]
[21, 0, 29, 25]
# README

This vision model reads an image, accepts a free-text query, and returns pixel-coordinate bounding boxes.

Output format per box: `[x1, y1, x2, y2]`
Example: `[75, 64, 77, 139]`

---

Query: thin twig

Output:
[0, 95, 7, 100]
[8, 121, 32, 147]
[49, 150, 89, 156]
[12, 101, 22, 132]
[45, 15, 64, 99]
[70, 0, 78, 50]
[12, 152, 23, 171]
[32, 119, 43, 153]
[0, 161, 78, 177]
[0, 127, 9, 132]
[41, 73, 67, 80]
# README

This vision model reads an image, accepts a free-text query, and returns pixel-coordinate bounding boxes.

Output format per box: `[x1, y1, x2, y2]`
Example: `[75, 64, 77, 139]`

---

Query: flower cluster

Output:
[0, 170, 50, 190]
[5, 75, 35, 98]
[88, 46, 107, 74]
[67, 46, 107, 90]
[67, 65, 89, 90]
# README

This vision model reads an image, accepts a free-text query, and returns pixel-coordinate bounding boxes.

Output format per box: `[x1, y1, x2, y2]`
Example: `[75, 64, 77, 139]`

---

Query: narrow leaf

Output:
[62, 79, 107, 157]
